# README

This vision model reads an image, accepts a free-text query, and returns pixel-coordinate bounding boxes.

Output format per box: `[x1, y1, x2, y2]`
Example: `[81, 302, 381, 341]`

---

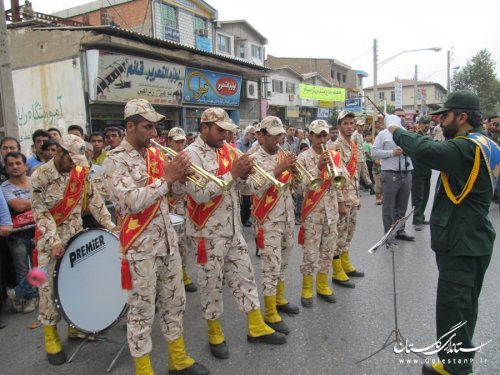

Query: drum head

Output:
[169, 213, 185, 227]
[54, 229, 127, 333]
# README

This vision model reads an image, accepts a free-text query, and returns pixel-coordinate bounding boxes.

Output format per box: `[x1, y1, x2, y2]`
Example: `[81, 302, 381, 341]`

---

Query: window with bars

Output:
[391, 91, 395, 101]
[161, 3, 177, 29]
[194, 16, 206, 33]
[378, 91, 385, 100]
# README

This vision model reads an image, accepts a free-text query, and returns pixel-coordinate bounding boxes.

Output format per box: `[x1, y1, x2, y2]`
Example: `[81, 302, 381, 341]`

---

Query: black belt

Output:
[383, 170, 410, 174]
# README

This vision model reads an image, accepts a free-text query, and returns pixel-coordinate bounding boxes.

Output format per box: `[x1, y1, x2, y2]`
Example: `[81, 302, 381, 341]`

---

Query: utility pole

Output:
[413, 65, 418, 113]
[373, 39, 378, 114]
[447, 49, 451, 94]
[0, 1, 18, 139]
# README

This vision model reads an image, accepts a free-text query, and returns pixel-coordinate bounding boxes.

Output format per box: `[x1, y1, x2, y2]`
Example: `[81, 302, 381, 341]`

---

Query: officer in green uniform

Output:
[387, 91, 499, 375]
[411, 116, 432, 231]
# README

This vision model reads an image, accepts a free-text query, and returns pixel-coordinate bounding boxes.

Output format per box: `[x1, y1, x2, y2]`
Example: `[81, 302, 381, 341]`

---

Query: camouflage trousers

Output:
[37, 251, 61, 325]
[300, 212, 338, 275]
[196, 232, 260, 321]
[175, 223, 188, 267]
[260, 220, 293, 296]
[335, 204, 358, 256]
[127, 251, 185, 358]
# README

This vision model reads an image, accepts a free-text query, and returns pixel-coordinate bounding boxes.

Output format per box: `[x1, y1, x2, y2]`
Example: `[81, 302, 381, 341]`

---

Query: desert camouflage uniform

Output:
[31, 158, 114, 326]
[353, 130, 372, 186]
[249, 148, 296, 296]
[331, 134, 360, 256]
[296, 147, 339, 275]
[102, 139, 185, 358]
[186, 136, 260, 320]
[168, 196, 189, 266]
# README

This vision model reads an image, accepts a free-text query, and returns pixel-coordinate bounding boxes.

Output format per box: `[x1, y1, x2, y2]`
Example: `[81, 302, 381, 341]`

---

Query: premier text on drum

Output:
[69, 235, 107, 268]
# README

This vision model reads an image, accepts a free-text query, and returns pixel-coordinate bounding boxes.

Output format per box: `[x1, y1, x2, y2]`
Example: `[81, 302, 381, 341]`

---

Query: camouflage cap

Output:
[356, 119, 366, 126]
[124, 99, 165, 123]
[337, 110, 356, 124]
[200, 107, 238, 132]
[259, 116, 286, 136]
[59, 134, 89, 168]
[168, 127, 186, 141]
[309, 119, 330, 135]
[418, 116, 432, 123]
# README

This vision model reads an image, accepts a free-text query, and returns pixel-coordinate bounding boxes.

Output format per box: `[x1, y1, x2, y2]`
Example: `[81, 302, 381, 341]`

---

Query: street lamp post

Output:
[372, 40, 441, 115]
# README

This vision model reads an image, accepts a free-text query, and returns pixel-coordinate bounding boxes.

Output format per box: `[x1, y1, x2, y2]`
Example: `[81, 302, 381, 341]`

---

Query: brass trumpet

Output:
[321, 144, 347, 189]
[277, 145, 323, 191]
[224, 142, 290, 195]
[151, 140, 229, 191]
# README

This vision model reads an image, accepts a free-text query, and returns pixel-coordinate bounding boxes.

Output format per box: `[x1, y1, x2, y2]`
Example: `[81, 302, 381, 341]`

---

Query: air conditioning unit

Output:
[245, 81, 259, 100]
[196, 29, 208, 37]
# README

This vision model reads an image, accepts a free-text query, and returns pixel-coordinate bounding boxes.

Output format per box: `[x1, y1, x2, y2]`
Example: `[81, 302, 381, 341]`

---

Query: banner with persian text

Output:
[299, 84, 345, 102]
[182, 67, 242, 106]
[87, 50, 186, 105]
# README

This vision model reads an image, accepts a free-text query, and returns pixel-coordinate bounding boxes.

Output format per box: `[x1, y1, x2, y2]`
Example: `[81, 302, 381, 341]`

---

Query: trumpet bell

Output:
[332, 175, 347, 189]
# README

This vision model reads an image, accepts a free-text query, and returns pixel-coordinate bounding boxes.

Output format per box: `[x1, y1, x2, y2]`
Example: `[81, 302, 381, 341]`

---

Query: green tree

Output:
[452, 49, 500, 116]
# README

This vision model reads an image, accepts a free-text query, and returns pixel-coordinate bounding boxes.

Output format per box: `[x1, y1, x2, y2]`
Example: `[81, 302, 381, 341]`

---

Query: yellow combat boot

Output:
[44, 325, 66, 365]
[316, 273, 336, 303]
[167, 336, 209, 375]
[276, 280, 299, 315]
[301, 274, 314, 307]
[133, 354, 154, 375]
[332, 256, 355, 288]
[340, 252, 365, 277]
[246, 308, 286, 345]
[263, 295, 289, 335]
[182, 267, 197, 293]
[207, 319, 229, 359]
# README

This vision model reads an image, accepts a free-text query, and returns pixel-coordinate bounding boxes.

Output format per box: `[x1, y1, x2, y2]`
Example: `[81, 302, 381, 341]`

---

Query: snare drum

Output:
[169, 213, 184, 227]
[53, 229, 128, 334]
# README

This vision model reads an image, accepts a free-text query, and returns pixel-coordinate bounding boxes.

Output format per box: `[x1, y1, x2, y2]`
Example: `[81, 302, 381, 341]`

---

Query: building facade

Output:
[364, 79, 447, 117]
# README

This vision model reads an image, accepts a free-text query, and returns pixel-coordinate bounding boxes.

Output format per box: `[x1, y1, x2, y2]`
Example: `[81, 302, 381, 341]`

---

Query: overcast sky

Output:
[4, 0, 500, 89]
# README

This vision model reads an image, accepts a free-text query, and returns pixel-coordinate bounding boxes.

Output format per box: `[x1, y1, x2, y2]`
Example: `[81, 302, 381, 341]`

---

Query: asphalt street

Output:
[1, 172, 499, 375]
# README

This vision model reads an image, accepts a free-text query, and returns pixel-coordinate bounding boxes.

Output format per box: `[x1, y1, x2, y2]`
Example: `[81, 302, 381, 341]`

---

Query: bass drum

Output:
[53, 228, 128, 334]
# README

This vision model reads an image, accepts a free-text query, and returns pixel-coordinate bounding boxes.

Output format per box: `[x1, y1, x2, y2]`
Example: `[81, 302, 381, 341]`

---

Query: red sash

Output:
[119, 147, 164, 290]
[298, 150, 341, 245]
[120, 147, 164, 253]
[252, 152, 293, 249]
[186, 144, 232, 229]
[252, 151, 292, 225]
[300, 150, 342, 220]
[345, 141, 358, 178]
[33, 166, 87, 265]
[186, 144, 232, 264]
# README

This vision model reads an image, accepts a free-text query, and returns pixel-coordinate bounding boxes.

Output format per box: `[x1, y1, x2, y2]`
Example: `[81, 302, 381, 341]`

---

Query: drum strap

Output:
[119, 147, 164, 290]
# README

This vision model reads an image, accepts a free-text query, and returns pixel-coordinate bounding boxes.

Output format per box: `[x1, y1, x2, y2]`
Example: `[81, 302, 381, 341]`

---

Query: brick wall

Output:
[68, 0, 153, 35]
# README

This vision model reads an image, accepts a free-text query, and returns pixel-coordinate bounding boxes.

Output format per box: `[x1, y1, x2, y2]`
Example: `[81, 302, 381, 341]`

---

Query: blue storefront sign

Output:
[345, 97, 362, 112]
[183, 67, 242, 106]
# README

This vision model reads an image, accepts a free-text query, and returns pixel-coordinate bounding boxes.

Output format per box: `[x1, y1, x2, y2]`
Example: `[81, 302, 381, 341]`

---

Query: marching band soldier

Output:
[249, 116, 300, 335]
[167, 127, 197, 293]
[31, 135, 116, 365]
[330, 111, 365, 288]
[185, 108, 286, 360]
[103, 99, 208, 375]
[296, 120, 340, 306]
